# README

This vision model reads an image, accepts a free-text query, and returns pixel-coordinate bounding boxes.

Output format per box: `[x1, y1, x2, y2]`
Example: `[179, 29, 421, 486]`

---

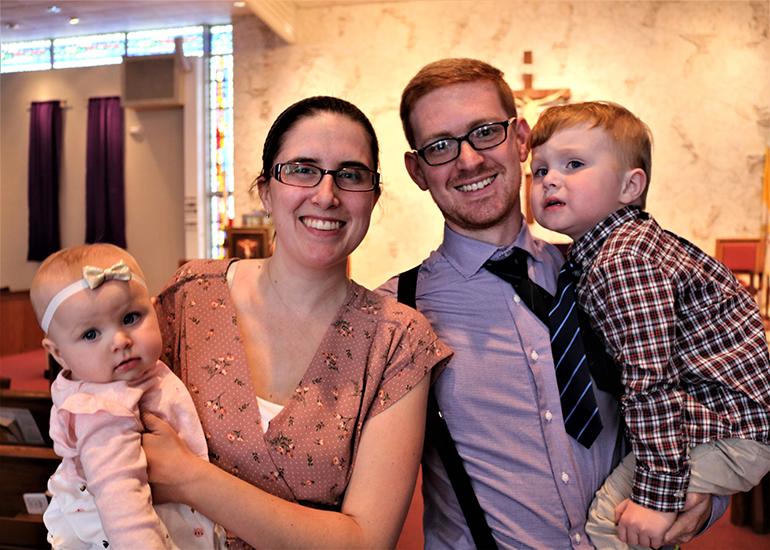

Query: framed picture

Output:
[226, 227, 271, 259]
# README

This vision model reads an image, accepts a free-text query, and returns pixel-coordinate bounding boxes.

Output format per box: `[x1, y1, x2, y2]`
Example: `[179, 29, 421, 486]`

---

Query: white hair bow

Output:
[82, 260, 132, 289]
[40, 260, 147, 334]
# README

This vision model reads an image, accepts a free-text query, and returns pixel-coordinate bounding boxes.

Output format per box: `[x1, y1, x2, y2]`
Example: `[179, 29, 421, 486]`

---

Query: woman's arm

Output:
[143, 375, 429, 549]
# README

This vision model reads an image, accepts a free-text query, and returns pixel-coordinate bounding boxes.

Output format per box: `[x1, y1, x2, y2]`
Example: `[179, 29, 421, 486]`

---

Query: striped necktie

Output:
[549, 260, 603, 448]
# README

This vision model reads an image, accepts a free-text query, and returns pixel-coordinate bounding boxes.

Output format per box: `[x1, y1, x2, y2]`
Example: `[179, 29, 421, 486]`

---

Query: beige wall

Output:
[232, 0, 770, 290]
[0, 65, 185, 295]
[2, 1, 767, 296]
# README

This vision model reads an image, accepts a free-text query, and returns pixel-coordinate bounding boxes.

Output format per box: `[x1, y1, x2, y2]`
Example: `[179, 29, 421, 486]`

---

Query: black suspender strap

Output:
[425, 389, 498, 549]
[396, 265, 420, 309]
[397, 266, 497, 550]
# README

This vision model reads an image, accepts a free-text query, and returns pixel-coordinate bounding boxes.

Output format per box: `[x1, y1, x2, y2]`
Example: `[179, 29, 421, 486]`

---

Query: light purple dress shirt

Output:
[378, 221, 726, 550]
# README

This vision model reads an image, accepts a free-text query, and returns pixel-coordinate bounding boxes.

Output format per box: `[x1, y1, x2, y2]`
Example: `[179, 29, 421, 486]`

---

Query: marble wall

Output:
[233, 0, 770, 289]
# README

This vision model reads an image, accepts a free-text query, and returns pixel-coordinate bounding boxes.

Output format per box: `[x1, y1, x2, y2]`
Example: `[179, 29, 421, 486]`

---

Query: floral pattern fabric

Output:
[155, 260, 450, 547]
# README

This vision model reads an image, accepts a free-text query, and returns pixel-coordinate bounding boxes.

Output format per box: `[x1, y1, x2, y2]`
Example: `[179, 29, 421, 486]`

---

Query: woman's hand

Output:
[141, 412, 200, 505]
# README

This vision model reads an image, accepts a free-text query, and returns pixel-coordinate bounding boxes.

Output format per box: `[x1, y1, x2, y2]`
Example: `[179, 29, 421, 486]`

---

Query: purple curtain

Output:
[86, 96, 125, 247]
[27, 100, 63, 261]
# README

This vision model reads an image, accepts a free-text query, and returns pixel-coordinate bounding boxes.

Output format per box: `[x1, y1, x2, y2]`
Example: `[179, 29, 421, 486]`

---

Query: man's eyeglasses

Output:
[414, 117, 517, 166]
[272, 163, 380, 192]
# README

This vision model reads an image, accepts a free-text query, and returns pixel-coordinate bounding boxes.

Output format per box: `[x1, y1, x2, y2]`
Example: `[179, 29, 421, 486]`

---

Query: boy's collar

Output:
[569, 206, 646, 266]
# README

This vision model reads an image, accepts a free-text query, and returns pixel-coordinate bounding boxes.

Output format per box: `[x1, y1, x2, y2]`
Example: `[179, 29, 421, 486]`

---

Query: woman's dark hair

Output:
[252, 96, 380, 194]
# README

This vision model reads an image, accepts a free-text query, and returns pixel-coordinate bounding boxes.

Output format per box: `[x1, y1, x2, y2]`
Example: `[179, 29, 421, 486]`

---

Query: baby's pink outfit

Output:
[44, 361, 224, 549]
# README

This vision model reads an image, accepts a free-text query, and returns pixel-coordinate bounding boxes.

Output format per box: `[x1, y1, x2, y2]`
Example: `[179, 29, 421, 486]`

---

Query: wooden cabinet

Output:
[0, 389, 58, 549]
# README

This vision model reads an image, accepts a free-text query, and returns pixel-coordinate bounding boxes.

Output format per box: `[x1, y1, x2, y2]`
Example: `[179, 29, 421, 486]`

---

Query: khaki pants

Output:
[586, 438, 770, 550]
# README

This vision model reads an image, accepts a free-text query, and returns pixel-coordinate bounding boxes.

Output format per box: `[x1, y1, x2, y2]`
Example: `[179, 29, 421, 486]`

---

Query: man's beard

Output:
[440, 164, 521, 231]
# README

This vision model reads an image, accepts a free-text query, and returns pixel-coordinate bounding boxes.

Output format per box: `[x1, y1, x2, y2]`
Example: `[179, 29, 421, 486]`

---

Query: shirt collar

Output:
[570, 205, 647, 268]
[438, 220, 550, 279]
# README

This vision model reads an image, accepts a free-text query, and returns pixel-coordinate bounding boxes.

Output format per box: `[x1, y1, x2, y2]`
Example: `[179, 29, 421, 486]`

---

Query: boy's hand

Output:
[615, 498, 677, 549]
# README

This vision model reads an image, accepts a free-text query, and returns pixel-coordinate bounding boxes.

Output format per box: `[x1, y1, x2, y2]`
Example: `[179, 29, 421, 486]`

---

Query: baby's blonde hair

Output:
[30, 244, 144, 326]
[528, 101, 653, 207]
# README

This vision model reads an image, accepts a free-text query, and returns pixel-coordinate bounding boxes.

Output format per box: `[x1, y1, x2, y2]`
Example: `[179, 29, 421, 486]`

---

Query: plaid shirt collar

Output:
[569, 205, 648, 271]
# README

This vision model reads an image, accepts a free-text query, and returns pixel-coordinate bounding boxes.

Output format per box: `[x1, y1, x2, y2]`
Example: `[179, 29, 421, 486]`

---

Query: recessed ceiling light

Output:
[69, 17, 79, 25]
[233, 1, 246, 7]
[47, 6, 61, 13]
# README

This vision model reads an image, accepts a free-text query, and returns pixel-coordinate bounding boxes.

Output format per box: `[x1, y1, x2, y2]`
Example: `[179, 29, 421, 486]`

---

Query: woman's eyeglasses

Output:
[273, 163, 380, 192]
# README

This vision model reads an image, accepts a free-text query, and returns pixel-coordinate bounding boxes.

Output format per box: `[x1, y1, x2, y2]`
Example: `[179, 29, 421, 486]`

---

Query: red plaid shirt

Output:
[571, 206, 770, 512]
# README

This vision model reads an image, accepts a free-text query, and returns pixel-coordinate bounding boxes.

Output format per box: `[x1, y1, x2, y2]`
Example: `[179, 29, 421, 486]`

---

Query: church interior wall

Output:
[1, 1, 767, 295]
[0, 65, 186, 295]
[232, 0, 769, 289]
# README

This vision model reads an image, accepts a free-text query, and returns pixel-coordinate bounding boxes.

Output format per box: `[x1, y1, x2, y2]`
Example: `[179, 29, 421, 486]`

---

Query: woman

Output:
[143, 96, 451, 549]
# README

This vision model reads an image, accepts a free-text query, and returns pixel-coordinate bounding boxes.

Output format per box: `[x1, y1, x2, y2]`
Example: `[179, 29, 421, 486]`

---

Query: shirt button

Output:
[513, 295, 521, 303]
[561, 472, 570, 484]
[575, 534, 581, 544]
[531, 351, 539, 361]
[545, 411, 553, 421]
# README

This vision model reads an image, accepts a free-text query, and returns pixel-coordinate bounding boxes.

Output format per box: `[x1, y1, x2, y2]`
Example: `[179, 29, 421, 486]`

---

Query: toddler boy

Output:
[529, 101, 770, 549]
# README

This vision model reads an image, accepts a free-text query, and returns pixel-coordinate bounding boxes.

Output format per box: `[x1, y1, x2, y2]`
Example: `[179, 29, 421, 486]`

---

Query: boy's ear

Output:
[404, 151, 429, 191]
[42, 337, 68, 371]
[619, 168, 647, 205]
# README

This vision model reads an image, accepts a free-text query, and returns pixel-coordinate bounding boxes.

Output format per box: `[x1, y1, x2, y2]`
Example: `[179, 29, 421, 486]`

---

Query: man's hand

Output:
[662, 492, 713, 545]
[615, 498, 676, 549]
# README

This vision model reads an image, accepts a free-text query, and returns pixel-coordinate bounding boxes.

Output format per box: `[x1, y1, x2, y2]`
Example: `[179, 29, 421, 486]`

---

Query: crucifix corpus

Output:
[514, 51, 571, 223]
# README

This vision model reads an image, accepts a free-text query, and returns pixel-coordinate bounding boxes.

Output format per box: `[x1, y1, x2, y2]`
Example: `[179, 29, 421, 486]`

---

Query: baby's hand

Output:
[615, 498, 677, 549]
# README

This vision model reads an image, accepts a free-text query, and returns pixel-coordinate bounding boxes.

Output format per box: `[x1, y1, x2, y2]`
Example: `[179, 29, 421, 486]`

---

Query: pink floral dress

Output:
[155, 260, 451, 549]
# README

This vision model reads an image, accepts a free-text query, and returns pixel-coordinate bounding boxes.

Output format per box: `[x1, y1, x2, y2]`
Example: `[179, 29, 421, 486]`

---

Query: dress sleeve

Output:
[155, 260, 233, 382]
[365, 301, 452, 421]
[586, 254, 689, 512]
[155, 266, 188, 379]
[65, 395, 170, 548]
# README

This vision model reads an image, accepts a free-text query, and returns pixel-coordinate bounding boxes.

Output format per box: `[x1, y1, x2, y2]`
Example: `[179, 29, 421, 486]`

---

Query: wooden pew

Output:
[0, 389, 58, 549]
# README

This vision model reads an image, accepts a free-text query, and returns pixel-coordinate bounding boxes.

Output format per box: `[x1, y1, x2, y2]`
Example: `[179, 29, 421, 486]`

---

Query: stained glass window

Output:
[2, 23, 233, 259]
[209, 41, 234, 259]
[1, 40, 52, 73]
[210, 25, 233, 56]
[53, 33, 125, 69]
[127, 26, 204, 57]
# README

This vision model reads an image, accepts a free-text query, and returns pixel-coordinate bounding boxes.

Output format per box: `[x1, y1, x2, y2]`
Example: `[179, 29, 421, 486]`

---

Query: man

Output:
[378, 58, 725, 550]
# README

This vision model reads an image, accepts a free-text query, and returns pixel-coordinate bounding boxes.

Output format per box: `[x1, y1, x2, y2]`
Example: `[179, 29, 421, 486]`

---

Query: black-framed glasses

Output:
[273, 163, 380, 192]
[414, 117, 517, 166]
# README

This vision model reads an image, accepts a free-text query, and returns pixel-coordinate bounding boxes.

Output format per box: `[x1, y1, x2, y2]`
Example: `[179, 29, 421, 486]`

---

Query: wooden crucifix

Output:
[514, 51, 571, 223]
